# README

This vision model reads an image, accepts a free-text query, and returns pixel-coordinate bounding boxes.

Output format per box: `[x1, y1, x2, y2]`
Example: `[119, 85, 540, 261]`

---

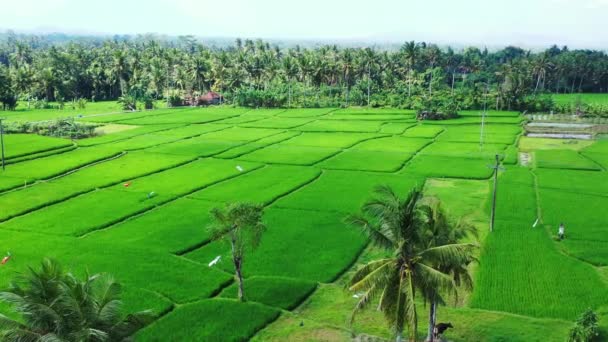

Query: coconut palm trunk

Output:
[229, 231, 246, 301]
[427, 300, 437, 342]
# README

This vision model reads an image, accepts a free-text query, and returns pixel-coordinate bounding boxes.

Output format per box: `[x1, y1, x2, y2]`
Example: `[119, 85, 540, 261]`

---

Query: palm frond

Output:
[344, 214, 394, 250]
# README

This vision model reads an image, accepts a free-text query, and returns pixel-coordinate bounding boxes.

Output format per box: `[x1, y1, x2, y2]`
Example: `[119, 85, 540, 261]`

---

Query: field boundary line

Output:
[3, 141, 75, 161]
[175, 168, 323, 256]
[577, 150, 606, 171]
[215, 131, 302, 159]
[78, 124, 190, 147]
[0, 151, 126, 197]
[0, 156, 199, 223]
[76, 163, 266, 238]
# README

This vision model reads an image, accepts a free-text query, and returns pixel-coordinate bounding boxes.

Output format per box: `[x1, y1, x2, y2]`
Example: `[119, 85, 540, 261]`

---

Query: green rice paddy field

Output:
[1, 104, 607, 341]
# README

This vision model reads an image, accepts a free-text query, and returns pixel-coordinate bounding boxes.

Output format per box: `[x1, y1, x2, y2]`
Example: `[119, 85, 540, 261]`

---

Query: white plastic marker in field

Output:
[236, 165, 244, 172]
[532, 218, 539, 228]
[208, 255, 221, 267]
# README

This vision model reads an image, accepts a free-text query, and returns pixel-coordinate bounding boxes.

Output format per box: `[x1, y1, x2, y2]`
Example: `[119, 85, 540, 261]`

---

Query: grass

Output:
[318, 136, 431, 172]
[219, 276, 317, 310]
[404, 155, 495, 179]
[189, 165, 320, 204]
[145, 137, 246, 157]
[135, 299, 280, 341]
[324, 114, 415, 121]
[1, 108, 605, 340]
[77, 108, 188, 124]
[535, 168, 608, 196]
[380, 122, 417, 134]
[470, 168, 608, 320]
[115, 107, 246, 125]
[538, 188, 608, 264]
[215, 131, 301, 159]
[0, 151, 193, 221]
[1, 158, 262, 235]
[4, 100, 166, 122]
[420, 141, 508, 159]
[274, 170, 424, 213]
[1, 188, 170, 236]
[518, 136, 595, 152]
[238, 145, 341, 165]
[2, 134, 73, 160]
[319, 150, 414, 172]
[459, 110, 521, 117]
[332, 107, 415, 115]
[403, 125, 444, 138]
[241, 117, 316, 129]
[535, 150, 602, 170]
[297, 120, 385, 132]
[77, 124, 183, 146]
[261, 283, 570, 342]
[185, 208, 367, 282]
[422, 116, 524, 125]
[279, 132, 380, 148]
[84, 197, 218, 254]
[553, 93, 608, 106]
[437, 124, 521, 144]
[276, 108, 335, 118]
[580, 140, 608, 169]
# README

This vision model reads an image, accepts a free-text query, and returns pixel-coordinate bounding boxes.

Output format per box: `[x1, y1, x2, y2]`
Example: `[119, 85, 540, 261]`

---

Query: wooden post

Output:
[0, 119, 5, 171]
[490, 154, 499, 232]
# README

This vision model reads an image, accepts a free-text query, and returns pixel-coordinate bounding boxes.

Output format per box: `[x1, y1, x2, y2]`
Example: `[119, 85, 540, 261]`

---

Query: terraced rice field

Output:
[1, 105, 607, 341]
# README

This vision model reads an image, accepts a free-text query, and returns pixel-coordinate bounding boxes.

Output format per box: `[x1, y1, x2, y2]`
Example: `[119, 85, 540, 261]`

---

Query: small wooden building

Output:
[185, 91, 223, 106]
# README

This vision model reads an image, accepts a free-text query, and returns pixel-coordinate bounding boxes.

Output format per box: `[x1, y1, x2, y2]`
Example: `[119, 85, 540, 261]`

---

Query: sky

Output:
[3, 0, 608, 48]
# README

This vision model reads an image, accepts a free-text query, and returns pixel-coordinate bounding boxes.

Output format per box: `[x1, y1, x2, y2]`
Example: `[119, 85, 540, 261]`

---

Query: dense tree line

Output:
[1, 33, 607, 111]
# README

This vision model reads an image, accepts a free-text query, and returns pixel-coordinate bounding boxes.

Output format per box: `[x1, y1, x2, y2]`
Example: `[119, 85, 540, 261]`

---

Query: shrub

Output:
[118, 94, 137, 111]
[4, 117, 97, 139]
[568, 309, 600, 342]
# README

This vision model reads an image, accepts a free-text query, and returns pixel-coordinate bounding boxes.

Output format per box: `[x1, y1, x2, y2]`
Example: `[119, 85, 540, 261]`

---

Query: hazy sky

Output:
[4, 0, 608, 48]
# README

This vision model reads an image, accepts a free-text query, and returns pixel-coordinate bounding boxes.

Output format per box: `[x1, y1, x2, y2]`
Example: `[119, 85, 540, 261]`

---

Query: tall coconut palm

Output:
[0, 258, 152, 341]
[401, 41, 420, 98]
[282, 55, 298, 107]
[209, 202, 266, 302]
[346, 186, 476, 342]
[531, 52, 554, 93]
[419, 199, 477, 342]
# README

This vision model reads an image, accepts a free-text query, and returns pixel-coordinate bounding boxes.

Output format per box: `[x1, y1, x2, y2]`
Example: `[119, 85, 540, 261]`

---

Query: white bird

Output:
[532, 218, 539, 228]
[236, 165, 244, 172]
[208, 255, 221, 267]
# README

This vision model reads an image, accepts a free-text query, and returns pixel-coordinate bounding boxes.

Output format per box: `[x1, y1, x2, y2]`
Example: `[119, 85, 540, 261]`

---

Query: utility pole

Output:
[0, 118, 5, 171]
[489, 154, 502, 232]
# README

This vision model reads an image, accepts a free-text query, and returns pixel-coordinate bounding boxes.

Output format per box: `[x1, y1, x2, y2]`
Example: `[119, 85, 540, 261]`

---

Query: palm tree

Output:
[346, 186, 476, 342]
[209, 203, 266, 302]
[282, 55, 298, 107]
[419, 200, 477, 342]
[401, 41, 420, 98]
[0, 258, 152, 341]
[531, 52, 554, 93]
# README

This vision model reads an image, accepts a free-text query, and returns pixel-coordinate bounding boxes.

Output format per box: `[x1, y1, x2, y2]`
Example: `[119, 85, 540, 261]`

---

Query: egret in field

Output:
[236, 165, 244, 172]
[208, 255, 221, 267]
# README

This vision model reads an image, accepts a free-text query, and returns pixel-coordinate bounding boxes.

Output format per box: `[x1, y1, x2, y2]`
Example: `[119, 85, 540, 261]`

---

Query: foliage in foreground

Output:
[3, 117, 97, 139]
[0, 258, 152, 342]
[568, 309, 600, 342]
[209, 202, 266, 302]
[346, 186, 477, 342]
